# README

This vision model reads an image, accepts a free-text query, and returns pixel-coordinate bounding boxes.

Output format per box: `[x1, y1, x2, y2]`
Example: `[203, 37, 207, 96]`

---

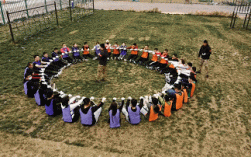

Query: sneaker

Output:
[107, 57, 110, 61]
[93, 57, 98, 60]
[205, 75, 209, 78]
[196, 70, 201, 74]
[101, 78, 106, 81]
[95, 80, 100, 83]
[85, 59, 89, 62]
[124, 59, 127, 62]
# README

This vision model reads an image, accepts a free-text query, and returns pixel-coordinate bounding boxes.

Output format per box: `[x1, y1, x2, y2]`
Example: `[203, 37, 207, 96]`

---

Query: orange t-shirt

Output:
[141, 51, 149, 59]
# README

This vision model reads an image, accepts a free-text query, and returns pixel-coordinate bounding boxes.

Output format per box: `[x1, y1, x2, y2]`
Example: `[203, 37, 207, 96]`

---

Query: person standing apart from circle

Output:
[197, 40, 212, 78]
[96, 44, 108, 82]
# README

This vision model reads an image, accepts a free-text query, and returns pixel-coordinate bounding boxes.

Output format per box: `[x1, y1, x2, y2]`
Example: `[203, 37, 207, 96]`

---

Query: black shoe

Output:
[95, 80, 100, 83]
[196, 70, 201, 74]
[101, 79, 106, 81]
[205, 75, 209, 78]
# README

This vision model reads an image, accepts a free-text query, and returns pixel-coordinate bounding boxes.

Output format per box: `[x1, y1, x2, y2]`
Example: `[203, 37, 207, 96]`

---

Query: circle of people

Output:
[23, 40, 198, 128]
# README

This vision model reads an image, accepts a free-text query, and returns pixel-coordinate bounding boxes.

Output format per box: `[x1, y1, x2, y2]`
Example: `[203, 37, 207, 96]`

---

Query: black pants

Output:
[53, 60, 67, 68]
[112, 54, 120, 59]
[26, 81, 39, 98]
[137, 57, 148, 65]
[83, 54, 94, 59]
[73, 56, 83, 60]
[128, 54, 138, 61]
[63, 57, 73, 63]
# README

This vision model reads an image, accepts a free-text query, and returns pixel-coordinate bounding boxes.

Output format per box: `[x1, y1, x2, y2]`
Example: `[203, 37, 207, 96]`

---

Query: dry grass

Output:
[0, 10, 251, 156]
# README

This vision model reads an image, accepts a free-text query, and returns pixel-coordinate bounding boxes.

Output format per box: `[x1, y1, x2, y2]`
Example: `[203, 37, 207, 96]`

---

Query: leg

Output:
[204, 60, 209, 77]
[96, 65, 102, 81]
[94, 107, 102, 123]
[198, 58, 204, 73]
[102, 66, 107, 81]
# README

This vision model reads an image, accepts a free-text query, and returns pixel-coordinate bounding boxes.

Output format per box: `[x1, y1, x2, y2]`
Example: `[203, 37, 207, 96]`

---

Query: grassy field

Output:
[0, 10, 251, 156]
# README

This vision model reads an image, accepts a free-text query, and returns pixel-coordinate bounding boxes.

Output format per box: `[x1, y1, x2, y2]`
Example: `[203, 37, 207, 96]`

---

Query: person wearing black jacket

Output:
[197, 40, 212, 78]
[96, 43, 108, 82]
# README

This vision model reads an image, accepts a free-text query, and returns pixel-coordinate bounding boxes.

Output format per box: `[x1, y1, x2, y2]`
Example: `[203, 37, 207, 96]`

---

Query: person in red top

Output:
[112, 42, 120, 60]
[105, 40, 112, 60]
[82, 42, 93, 60]
[147, 48, 161, 68]
[137, 45, 149, 65]
[156, 49, 169, 73]
[127, 43, 138, 63]
[60, 44, 73, 64]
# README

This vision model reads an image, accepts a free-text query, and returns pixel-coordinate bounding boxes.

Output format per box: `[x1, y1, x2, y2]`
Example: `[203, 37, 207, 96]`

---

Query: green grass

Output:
[0, 10, 251, 156]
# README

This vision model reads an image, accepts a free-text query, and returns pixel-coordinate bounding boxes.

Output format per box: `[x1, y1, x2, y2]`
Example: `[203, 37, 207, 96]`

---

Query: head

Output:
[181, 59, 185, 65]
[154, 48, 158, 52]
[172, 53, 178, 59]
[174, 84, 181, 92]
[122, 43, 126, 46]
[110, 102, 118, 116]
[164, 49, 168, 53]
[114, 42, 118, 45]
[43, 52, 48, 58]
[164, 95, 170, 102]
[46, 90, 54, 100]
[188, 62, 192, 68]
[203, 40, 208, 46]
[27, 62, 33, 69]
[96, 41, 99, 45]
[54, 48, 58, 53]
[34, 55, 40, 62]
[145, 45, 149, 50]
[61, 96, 69, 107]
[100, 43, 105, 50]
[73, 43, 78, 47]
[83, 98, 91, 106]
[192, 67, 196, 73]
[152, 97, 158, 106]
[84, 42, 87, 45]
[62, 44, 67, 48]
[133, 43, 137, 46]
[131, 99, 137, 107]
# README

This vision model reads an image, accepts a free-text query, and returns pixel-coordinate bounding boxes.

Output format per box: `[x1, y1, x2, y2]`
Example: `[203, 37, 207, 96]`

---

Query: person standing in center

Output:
[96, 43, 108, 82]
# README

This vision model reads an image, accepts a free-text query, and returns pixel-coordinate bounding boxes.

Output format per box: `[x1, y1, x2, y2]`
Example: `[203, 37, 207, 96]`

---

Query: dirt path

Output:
[95, 1, 237, 15]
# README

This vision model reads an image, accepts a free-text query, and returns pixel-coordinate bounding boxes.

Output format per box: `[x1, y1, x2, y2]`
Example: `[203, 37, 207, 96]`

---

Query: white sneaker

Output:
[85, 59, 89, 62]
[107, 57, 110, 61]
[124, 59, 127, 62]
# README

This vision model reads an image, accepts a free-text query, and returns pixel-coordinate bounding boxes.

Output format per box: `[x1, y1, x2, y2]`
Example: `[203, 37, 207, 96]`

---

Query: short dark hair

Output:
[181, 59, 185, 64]
[27, 62, 32, 67]
[173, 53, 178, 58]
[62, 43, 65, 46]
[164, 49, 168, 52]
[174, 83, 181, 90]
[83, 98, 90, 105]
[131, 99, 137, 107]
[204, 40, 208, 44]
[62, 96, 69, 107]
[188, 62, 192, 67]
[84, 42, 87, 45]
[192, 67, 196, 72]
[133, 43, 137, 46]
[96, 41, 99, 44]
[34, 55, 39, 59]
[154, 48, 158, 51]
[100, 43, 105, 49]
[152, 97, 158, 105]
[164, 95, 170, 102]
[54, 48, 58, 50]
[43, 52, 47, 55]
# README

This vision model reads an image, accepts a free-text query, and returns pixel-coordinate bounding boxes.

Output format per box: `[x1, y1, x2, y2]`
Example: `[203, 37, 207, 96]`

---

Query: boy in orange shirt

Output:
[146, 48, 161, 69]
[112, 42, 120, 60]
[137, 45, 149, 66]
[127, 43, 139, 63]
